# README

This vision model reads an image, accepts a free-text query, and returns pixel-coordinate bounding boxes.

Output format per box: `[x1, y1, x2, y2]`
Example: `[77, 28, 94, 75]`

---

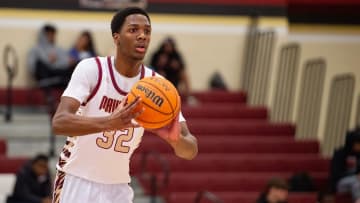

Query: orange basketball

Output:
[127, 76, 181, 129]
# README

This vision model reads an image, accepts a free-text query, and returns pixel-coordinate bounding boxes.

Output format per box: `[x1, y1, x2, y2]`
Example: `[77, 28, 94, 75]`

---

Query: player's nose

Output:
[137, 31, 146, 40]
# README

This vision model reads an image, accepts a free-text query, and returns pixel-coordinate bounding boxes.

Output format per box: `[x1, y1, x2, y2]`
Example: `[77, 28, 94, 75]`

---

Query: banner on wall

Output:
[79, 0, 147, 9]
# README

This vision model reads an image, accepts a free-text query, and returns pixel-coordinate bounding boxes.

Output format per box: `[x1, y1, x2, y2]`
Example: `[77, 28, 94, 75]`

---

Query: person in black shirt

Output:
[329, 126, 360, 203]
[7, 154, 52, 203]
[150, 37, 190, 98]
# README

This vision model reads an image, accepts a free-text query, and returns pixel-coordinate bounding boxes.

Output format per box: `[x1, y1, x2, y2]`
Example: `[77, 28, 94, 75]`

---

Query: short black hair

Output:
[32, 154, 49, 164]
[111, 7, 150, 34]
[266, 177, 289, 190]
[43, 24, 57, 33]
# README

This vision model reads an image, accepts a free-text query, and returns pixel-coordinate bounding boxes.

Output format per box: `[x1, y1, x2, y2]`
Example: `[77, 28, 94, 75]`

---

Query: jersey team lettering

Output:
[99, 95, 121, 113]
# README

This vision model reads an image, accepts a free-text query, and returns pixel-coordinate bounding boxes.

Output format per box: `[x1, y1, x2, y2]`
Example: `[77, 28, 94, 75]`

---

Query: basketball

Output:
[127, 76, 181, 129]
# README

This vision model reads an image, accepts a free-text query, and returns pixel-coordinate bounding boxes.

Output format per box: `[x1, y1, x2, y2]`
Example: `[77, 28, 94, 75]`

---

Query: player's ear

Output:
[113, 32, 120, 45]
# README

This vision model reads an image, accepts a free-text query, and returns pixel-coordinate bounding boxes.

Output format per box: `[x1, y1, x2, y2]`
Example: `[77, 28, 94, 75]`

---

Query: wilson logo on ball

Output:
[128, 76, 180, 129]
[136, 84, 164, 107]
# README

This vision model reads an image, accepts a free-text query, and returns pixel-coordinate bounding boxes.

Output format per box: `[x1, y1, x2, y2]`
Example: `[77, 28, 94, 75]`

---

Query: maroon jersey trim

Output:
[81, 57, 103, 106]
[107, 56, 145, 95]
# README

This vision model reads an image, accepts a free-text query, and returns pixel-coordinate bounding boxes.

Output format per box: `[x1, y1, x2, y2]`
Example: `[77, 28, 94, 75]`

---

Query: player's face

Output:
[114, 14, 151, 61]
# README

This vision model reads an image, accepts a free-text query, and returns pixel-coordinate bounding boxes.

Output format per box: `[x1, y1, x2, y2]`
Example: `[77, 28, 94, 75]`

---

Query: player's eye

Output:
[129, 28, 137, 33]
[144, 29, 151, 35]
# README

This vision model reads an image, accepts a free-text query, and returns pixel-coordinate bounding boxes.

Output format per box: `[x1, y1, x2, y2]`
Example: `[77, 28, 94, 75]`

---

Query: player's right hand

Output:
[149, 114, 180, 142]
[107, 95, 143, 130]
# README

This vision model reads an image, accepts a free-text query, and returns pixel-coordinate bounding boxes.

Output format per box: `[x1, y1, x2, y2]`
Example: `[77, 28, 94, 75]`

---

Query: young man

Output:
[330, 127, 360, 203]
[7, 154, 52, 203]
[51, 7, 198, 203]
[27, 24, 72, 89]
[256, 177, 289, 203]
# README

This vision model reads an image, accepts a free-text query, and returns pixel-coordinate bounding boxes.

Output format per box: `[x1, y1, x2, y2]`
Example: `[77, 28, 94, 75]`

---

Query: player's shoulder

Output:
[77, 57, 97, 67]
[143, 65, 162, 77]
[78, 56, 108, 65]
[77, 56, 110, 70]
[143, 65, 153, 72]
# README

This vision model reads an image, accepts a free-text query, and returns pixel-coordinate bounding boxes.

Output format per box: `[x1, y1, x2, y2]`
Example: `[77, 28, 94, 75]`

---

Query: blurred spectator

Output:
[150, 37, 190, 98]
[27, 24, 72, 89]
[318, 190, 335, 203]
[69, 30, 97, 69]
[329, 126, 360, 203]
[209, 71, 228, 90]
[7, 154, 52, 203]
[256, 177, 289, 203]
[288, 171, 315, 192]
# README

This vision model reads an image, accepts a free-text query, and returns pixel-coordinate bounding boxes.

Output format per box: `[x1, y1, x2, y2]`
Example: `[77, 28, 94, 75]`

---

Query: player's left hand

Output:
[149, 114, 180, 142]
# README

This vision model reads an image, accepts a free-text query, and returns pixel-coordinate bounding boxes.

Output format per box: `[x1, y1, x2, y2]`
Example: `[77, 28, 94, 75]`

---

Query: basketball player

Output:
[51, 7, 198, 203]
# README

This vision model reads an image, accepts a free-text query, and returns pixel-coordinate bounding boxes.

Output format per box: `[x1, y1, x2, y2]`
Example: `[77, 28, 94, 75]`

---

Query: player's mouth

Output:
[135, 44, 146, 53]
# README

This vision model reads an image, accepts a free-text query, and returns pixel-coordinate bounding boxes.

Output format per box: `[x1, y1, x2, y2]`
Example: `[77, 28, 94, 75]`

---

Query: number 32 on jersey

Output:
[96, 128, 134, 153]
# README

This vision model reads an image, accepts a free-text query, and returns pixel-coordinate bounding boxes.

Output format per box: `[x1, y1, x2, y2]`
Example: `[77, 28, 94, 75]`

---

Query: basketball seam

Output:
[140, 79, 178, 118]
[130, 90, 172, 116]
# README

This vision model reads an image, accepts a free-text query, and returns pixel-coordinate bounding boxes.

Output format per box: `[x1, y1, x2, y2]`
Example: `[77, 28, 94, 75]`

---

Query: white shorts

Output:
[53, 171, 134, 203]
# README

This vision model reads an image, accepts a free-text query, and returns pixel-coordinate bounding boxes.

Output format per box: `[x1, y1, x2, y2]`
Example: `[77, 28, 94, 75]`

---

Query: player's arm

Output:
[52, 96, 142, 137]
[152, 119, 198, 160]
[170, 122, 198, 160]
[52, 58, 142, 137]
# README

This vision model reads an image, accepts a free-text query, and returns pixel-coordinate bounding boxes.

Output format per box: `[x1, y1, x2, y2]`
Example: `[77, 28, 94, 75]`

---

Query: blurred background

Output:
[0, 0, 360, 203]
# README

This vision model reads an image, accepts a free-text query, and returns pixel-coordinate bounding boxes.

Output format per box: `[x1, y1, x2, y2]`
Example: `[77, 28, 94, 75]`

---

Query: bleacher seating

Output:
[0, 139, 29, 202]
[0, 88, 62, 106]
[0, 90, 349, 203]
[168, 192, 318, 203]
[131, 153, 329, 174]
[131, 90, 331, 203]
[0, 156, 28, 174]
[136, 134, 320, 154]
[0, 140, 6, 155]
[0, 140, 28, 174]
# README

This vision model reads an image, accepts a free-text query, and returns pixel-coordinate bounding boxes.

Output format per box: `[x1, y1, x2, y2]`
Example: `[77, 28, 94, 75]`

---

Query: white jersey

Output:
[56, 56, 184, 184]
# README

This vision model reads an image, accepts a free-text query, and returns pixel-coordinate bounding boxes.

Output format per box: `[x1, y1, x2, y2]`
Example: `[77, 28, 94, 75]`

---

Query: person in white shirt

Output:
[51, 7, 198, 203]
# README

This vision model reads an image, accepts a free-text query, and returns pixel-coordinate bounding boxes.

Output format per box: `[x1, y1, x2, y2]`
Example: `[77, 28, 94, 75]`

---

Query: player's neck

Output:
[114, 55, 142, 77]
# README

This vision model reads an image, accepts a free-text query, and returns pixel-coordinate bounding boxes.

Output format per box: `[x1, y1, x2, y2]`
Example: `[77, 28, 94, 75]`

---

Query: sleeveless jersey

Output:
[56, 56, 157, 184]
